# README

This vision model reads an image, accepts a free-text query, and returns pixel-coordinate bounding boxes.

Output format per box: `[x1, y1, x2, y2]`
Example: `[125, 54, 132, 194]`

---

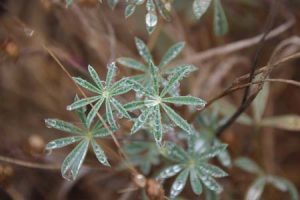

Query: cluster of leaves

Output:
[235, 157, 298, 200]
[65, 0, 228, 35]
[156, 141, 228, 198]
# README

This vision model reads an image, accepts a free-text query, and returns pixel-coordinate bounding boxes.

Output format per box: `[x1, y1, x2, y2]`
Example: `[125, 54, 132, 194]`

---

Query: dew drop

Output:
[145, 12, 157, 28]
[24, 28, 35, 37]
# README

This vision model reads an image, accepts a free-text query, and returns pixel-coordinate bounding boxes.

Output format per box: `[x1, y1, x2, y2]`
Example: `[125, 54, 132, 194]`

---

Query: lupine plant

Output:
[235, 157, 298, 200]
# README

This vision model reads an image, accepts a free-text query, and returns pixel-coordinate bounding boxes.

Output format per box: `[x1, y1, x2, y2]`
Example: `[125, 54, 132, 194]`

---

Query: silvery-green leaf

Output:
[106, 62, 117, 88]
[91, 140, 110, 166]
[193, 0, 212, 19]
[197, 170, 223, 193]
[110, 98, 131, 119]
[160, 65, 194, 97]
[159, 42, 185, 68]
[204, 187, 220, 200]
[88, 65, 104, 90]
[163, 142, 188, 162]
[234, 157, 263, 175]
[67, 96, 101, 111]
[92, 127, 110, 138]
[134, 37, 153, 64]
[126, 79, 153, 97]
[154, 0, 171, 21]
[190, 168, 203, 195]
[131, 108, 152, 134]
[108, 0, 119, 9]
[105, 99, 118, 131]
[124, 100, 145, 111]
[267, 176, 288, 191]
[110, 82, 132, 97]
[66, 0, 73, 7]
[213, 0, 228, 36]
[45, 119, 82, 134]
[163, 96, 206, 107]
[214, 140, 231, 167]
[268, 178, 299, 200]
[198, 163, 227, 178]
[152, 105, 162, 144]
[170, 169, 189, 198]
[246, 177, 266, 200]
[149, 61, 159, 94]
[73, 77, 101, 93]
[117, 57, 146, 71]
[156, 164, 183, 180]
[86, 97, 105, 127]
[125, 4, 136, 18]
[61, 139, 89, 181]
[74, 95, 88, 128]
[162, 103, 193, 134]
[199, 144, 227, 160]
[164, 64, 197, 75]
[45, 136, 83, 150]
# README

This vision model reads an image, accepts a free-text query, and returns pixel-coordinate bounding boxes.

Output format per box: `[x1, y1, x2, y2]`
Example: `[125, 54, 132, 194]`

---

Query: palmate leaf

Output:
[197, 169, 223, 193]
[235, 157, 263, 175]
[163, 142, 189, 162]
[134, 37, 153, 64]
[124, 100, 145, 111]
[67, 96, 101, 111]
[170, 169, 189, 198]
[193, 0, 212, 20]
[161, 103, 193, 134]
[199, 144, 227, 160]
[86, 97, 105, 128]
[106, 62, 117, 88]
[213, 0, 228, 36]
[159, 42, 185, 68]
[74, 95, 88, 128]
[45, 119, 82, 134]
[61, 139, 89, 181]
[110, 98, 131, 119]
[190, 169, 203, 195]
[125, 4, 136, 18]
[88, 65, 104, 90]
[73, 77, 101, 93]
[154, 0, 171, 21]
[45, 136, 83, 150]
[156, 164, 183, 180]
[117, 57, 146, 71]
[245, 177, 266, 200]
[91, 140, 110, 166]
[163, 96, 206, 107]
[131, 108, 152, 134]
[105, 99, 118, 131]
[149, 61, 160, 94]
[198, 163, 227, 178]
[152, 105, 163, 144]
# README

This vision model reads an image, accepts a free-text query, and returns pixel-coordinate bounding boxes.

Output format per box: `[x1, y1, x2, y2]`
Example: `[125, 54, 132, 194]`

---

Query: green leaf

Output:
[213, 0, 228, 36]
[61, 139, 89, 181]
[125, 4, 136, 18]
[66, 0, 73, 8]
[134, 37, 153, 64]
[45, 119, 82, 134]
[117, 57, 146, 71]
[73, 77, 101, 93]
[86, 97, 105, 128]
[245, 177, 266, 200]
[152, 105, 163, 144]
[193, 0, 212, 20]
[91, 140, 110, 166]
[110, 98, 131, 119]
[45, 136, 83, 150]
[88, 65, 104, 90]
[131, 108, 152, 134]
[106, 62, 117, 88]
[149, 61, 159, 94]
[154, 0, 171, 21]
[108, 0, 119, 9]
[162, 103, 193, 134]
[190, 168, 203, 195]
[270, 178, 299, 200]
[260, 115, 300, 131]
[124, 100, 145, 111]
[198, 163, 227, 178]
[105, 99, 118, 131]
[199, 144, 227, 160]
[214, 139, 232, 167]
[156, 165, 183, 180]
[74, 95, 88, 128]
[160, 65, 194, 97]
[163, 96, 206, 107]
[164, 64, 197, 75]
[197, 170, 223, 193]
[126, 79, 153, 97]
[170, 169, 189, 198]
[163, 142, 189, 162]
[159, 42, 185, 68]
[67, 96, 101, 111]
[234, 157, 263, 175]
[110, 78, 132, 96]
[92, 127, 110, 138]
